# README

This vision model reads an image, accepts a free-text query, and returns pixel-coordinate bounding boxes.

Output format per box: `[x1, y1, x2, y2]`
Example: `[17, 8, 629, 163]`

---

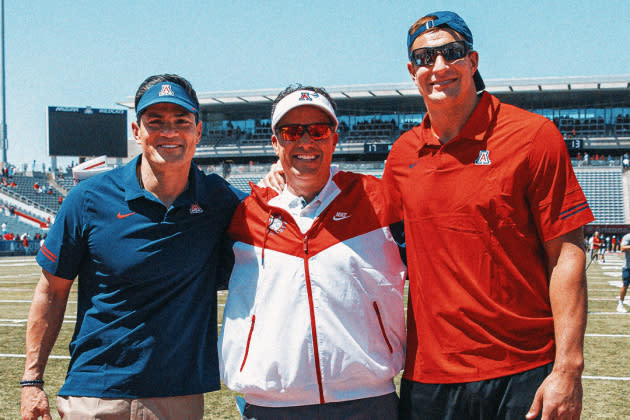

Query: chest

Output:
[393, 135, 531, 223]
[84, 199, 229, 280]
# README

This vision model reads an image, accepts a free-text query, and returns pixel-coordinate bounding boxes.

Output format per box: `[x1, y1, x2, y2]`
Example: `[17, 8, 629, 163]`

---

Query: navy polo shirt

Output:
[37, 155, 240, 398]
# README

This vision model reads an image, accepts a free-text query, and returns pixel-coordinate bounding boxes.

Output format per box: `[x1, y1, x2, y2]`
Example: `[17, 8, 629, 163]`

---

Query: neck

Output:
[138, 157, 190, 208]
[286, 174, 330, 205]
[286, 184, 322, 205]
[426, 92, 480, 144]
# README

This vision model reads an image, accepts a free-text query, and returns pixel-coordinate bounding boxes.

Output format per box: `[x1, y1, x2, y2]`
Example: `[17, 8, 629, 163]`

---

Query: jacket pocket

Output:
[240, 315, 256, 372]
[373, 302, 393, 353]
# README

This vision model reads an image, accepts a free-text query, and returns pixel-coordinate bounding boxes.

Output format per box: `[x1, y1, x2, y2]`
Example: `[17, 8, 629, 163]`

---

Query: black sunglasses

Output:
[410, 41, 471, 67]
[275, 123, 334, 141]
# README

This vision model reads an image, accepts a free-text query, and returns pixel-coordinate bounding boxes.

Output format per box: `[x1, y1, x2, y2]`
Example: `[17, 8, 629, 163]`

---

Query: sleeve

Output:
[229, 184, 249, 201]
[389, 220, 406, 266]
[36, 185, 87, 280]
[383, 146, 405, 212]
[381, 156, 399, 197]
[215, 234, 235, 291]
[526, 120, 594, 242]
[215, 178, 243, 289]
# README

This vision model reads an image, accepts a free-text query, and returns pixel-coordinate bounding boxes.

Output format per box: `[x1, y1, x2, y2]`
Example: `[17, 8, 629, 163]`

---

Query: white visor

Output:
[271, 90, 338, 132]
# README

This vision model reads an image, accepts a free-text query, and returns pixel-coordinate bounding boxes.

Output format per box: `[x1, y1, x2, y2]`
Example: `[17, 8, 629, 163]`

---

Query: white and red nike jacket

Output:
[219, 170, 407, 407]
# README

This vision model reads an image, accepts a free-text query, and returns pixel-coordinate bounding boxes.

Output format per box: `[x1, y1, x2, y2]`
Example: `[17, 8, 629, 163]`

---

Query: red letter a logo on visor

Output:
[159, 84, 174, 96]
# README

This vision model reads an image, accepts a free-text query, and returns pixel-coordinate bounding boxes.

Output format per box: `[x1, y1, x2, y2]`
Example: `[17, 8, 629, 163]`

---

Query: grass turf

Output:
[1, 254, 629, 419]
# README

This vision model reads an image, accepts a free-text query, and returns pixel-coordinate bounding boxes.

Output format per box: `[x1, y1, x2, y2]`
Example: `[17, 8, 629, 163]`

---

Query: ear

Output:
[131, 121, 141, 145]
[407, 62, 416, 80]
[271, 135, 281, 157]
[331, 132, 339, 151]
[468, 50, 479, 74]
[195, 121, 202, 145]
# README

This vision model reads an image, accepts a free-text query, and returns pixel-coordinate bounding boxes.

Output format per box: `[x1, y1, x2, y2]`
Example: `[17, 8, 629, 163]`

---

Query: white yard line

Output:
[585, 333, 630, 338]
[588, 312, 630, 315]
[0, 300, 77, 304]
[582, 375, 630, 381]
[0, 353, 70, 359]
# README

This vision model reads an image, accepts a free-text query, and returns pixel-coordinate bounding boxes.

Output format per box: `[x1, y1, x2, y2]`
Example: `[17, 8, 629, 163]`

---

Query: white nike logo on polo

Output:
[332, 212, 351, 221]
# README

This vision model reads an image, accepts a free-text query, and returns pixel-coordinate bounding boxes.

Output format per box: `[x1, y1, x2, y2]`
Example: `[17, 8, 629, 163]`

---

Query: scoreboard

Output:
[364, 143, 392, 154]
[564, 138, 583, 152]
[48, 106, 127, 157]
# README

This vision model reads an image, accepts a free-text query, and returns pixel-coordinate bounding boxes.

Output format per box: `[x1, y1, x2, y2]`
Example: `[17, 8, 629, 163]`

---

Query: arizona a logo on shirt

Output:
[189, 203, 204, 214]
[475, 150, 491, 165]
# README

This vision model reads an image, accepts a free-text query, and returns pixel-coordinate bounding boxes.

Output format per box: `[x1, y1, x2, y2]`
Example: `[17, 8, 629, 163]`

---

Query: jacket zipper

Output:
[239, 314, 256, 372]
[303, 235, 325, 404]
[373, 301, 393, 354]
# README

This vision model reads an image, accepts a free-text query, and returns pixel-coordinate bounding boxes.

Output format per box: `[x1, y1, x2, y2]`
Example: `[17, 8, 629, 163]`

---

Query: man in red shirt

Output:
[383, 11, 594, 420]
[591, 231, 603, 263]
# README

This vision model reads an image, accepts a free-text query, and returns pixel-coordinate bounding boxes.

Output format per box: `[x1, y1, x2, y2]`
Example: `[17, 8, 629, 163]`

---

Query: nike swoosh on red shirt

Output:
[117, 212, 136, 219]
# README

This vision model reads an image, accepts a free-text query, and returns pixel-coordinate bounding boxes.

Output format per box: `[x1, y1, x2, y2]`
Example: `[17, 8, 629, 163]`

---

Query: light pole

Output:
[1, 0, 7, 165]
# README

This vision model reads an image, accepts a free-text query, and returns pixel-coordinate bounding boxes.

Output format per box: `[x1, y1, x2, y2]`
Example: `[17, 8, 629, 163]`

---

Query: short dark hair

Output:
[134, 74, 200, 123]
[270, 83, 337, 121]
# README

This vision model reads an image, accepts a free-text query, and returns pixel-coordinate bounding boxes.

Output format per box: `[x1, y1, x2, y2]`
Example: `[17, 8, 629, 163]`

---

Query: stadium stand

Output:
[554, 116, 607, 137]
[615, 114, 630, 136]
[343, 119, 400, 143]
[0, 211, 43, 239]
[0, 199, 49, 255]
[574, 167, 625, 224]
[226, 175, 261, 194]
[56, 174, 76, 192]
[0, 173, 64, 213]
[241, 122, 273, 145]
[54, 170, 74, 195]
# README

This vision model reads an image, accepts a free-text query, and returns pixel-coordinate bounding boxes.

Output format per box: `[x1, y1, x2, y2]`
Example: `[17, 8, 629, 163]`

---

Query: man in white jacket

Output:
[219, 84, 407, 419]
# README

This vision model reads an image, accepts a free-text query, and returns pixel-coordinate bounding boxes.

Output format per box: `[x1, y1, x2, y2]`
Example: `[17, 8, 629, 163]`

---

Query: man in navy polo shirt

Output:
[21, 74, 241, 420]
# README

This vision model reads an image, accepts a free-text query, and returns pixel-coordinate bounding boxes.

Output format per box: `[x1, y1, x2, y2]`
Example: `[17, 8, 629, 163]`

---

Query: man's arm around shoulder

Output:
[21, 270, 73, 420]
[527, 227, 586, 420]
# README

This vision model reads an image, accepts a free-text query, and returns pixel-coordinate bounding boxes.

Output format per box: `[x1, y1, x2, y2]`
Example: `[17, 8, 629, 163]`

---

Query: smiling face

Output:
[271, 105, 338, 201]
[407, 28, 478, 111]
[131, 102, 201, 172]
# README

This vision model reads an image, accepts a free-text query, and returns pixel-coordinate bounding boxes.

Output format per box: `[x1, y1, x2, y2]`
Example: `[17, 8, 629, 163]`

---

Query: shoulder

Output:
[74, 166, 127, 201]
[199, 170, 233, 192]
[489, 96, 567, 164]
[334, 171, 398, 206]
[390, 127, 420, 155]
[492, 96, 554, 137]
[195, 168, 241, 207]
[333, 170, 380, 189]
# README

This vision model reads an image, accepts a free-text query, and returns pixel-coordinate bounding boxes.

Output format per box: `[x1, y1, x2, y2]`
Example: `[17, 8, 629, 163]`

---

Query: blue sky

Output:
[3, 0, 629, 168]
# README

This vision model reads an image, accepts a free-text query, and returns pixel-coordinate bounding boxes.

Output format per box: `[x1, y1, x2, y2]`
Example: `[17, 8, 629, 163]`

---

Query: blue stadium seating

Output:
[4, 165, 627, 228]
[574, 167, 625, 224]
[1, 173, 64, 213]
[0, 212, 43, 239]
[227, 175, 262, 194]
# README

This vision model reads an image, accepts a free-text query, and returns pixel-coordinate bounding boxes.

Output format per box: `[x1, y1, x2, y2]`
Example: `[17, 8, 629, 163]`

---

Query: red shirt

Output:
[383, 92, 594, 383]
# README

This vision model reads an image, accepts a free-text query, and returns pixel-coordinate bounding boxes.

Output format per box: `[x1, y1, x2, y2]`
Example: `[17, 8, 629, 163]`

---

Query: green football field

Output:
[1, 254, 629, 419]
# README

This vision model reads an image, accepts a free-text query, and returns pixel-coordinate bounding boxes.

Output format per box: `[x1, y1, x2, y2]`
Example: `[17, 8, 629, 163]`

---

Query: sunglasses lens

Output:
[278, 125, 304, 141]
[412, 49, 434, 66]
[277, 124, 332, 141]
[442, 44, 467, 61]
[411, 42, 468, 66]
[307, 124, 332, 140]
